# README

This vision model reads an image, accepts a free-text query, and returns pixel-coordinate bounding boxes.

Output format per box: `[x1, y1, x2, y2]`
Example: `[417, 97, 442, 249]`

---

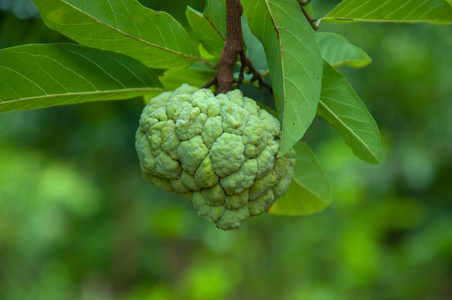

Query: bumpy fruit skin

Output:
[136, 84, 295, 230]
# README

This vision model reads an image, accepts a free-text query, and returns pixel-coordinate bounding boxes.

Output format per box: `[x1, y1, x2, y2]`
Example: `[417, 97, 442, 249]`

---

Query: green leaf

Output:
[317, 32, 372, 68]
[0, 44, 164, 113]
[321, 0, 452, 24]
[200, 0, 227, 37]
[186, 1, 226, 57]
[34, 0, 203, 68]
[159, 67, 216, 91]
[242, 0, 323, 157]
[269, 141, 332, 215]
[318, 61, 383, 164]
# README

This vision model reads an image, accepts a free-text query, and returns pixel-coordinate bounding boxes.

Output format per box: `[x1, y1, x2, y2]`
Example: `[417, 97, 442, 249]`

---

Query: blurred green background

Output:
[1, 1, 452, 299]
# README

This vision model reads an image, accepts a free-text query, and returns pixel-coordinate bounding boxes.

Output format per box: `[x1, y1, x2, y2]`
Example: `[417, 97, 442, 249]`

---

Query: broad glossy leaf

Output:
[318, 61, 383, 164]
[186, 0, 226, 57]
[206, 0, 227, 36]
[269, 141, 332, 215]
[317, 32, 372, 68]
[159, 67, 216, 91]
[242, 0, 323, 157]
[0, 44, 164, 112]
[321, 0, 452, 24]
[34, 0, 202, 68]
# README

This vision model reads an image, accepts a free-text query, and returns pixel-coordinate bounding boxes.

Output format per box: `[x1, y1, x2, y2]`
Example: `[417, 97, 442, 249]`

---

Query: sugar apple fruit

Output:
[136, 84, 296, 230]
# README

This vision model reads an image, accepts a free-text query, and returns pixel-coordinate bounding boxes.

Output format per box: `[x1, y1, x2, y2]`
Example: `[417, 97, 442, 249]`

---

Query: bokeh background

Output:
[1, 0, 452, 299]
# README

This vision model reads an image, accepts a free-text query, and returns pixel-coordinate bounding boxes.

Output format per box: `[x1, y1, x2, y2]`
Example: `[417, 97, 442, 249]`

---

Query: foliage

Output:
[4, 0, 448, 215]
[0, 44, 163, 112]
[242, 0, 323, 155]
[320, 0, 452, 23]
[1, 0, 452, 299]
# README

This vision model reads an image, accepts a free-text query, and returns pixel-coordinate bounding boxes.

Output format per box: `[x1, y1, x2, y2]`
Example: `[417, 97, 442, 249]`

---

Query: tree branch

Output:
[213, 0, 273, 94]
[239, 50, 273, 93]
[202, 76, 217, 89]
[216, 0, 243, 94]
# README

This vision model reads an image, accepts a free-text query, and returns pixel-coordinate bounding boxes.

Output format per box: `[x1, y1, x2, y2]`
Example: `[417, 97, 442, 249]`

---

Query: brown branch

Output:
[239, 50, 273, 94]
[203, 0, 318, 93]
[202, 76, 217, 89]
[237, 60, 245, 88]
[210, 0, 272, 94]
[216, 0, 243, 94]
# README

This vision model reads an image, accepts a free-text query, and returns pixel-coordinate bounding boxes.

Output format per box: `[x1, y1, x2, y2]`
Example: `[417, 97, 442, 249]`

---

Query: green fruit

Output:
[136, 84, 295, 230]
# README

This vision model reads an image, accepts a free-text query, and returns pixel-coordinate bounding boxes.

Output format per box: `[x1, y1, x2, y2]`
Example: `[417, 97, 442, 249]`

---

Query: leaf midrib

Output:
[292, 177, 329, 205]
[321, 17, 451, 23]
[321, 0, 452, 23]
[264, 0, 286, 122]
[319, 99, 378, 161]
[203, 14, 226, 41]
[0, 87, 164, 105]
[62, 0, 203, 62]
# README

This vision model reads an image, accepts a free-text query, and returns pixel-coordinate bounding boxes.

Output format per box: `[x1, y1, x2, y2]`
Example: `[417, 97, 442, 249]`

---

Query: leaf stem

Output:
[202, 76, 217, 89]
[297, 0, 319, 31]
[199, 58, 216, 69]
[239, 50, 273, 93]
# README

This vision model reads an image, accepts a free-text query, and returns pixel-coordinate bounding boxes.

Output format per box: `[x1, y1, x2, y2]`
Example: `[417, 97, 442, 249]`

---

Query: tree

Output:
[1, 0, 451, 220]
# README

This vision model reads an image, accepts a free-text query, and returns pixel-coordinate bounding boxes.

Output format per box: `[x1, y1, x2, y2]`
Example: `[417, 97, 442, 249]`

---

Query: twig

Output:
[297, 0, 319, 31]
[199, 58, 216, 69]
[239, 50, 273, 93]
[202, 76, 217, 89]
[207, 0, 273, 94]
[216, 0, 243, 94]
[237, 60, 245, 88]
